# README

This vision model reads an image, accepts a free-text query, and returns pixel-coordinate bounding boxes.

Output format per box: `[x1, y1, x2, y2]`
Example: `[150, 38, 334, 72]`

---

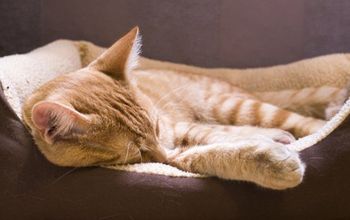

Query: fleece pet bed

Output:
[1, 40, 350, 178]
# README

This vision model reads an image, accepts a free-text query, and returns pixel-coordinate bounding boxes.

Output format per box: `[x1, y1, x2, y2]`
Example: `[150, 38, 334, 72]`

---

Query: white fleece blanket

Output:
[0, 40, 81, 118]
[1, 40, 349, 178]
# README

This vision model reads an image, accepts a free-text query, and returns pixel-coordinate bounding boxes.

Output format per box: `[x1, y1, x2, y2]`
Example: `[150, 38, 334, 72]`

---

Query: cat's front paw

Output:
[167, 141, 305, 190]
[256, 129, 296, 144]
[298, 118, 326, 137]
[249, 143, 305, 190]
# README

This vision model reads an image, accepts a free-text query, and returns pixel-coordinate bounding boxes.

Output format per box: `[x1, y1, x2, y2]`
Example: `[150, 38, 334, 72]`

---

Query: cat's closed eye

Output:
[155, 118, 160, 137]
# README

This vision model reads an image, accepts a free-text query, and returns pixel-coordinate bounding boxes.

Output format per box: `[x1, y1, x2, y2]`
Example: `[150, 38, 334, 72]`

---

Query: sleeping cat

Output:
[23, 27, 327, 190]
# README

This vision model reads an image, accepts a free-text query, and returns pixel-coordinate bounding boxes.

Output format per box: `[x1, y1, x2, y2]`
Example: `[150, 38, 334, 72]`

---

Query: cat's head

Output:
[22, 27, 167, 167]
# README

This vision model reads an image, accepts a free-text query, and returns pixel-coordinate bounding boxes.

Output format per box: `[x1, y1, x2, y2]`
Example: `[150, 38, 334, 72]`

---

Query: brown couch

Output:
[1, 1, 350, 219]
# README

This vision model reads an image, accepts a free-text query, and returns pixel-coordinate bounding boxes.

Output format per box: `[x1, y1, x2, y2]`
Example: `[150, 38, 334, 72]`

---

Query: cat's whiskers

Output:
[123, 141, 132, 164]
[150, 83, 192, 117]
[138, 148, 143, 163]
[158, 100, 190, 113]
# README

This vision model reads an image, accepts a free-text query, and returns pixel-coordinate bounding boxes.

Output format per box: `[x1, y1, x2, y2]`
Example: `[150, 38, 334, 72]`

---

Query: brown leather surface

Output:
[39, 0, 350, 68]
[2, 0, 350, 68]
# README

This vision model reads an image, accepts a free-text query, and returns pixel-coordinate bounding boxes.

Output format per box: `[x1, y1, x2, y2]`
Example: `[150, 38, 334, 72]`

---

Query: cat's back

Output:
[129, 69, 254, 121]
[131, 68, 250, 102]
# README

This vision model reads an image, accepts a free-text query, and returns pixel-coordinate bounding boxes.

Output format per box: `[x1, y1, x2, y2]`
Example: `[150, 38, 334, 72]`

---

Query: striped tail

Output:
[210, 97, 325, 137]
[254, 86, 348, 119]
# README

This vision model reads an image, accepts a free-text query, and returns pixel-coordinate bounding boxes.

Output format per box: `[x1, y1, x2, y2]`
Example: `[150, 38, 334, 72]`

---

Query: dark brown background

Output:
[1, 0, 350, 68]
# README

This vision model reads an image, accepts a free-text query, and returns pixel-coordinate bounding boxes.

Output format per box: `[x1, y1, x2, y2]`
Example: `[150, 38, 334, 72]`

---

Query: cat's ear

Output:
[31, 101, 94, 144]
[88, 26, 141, 80]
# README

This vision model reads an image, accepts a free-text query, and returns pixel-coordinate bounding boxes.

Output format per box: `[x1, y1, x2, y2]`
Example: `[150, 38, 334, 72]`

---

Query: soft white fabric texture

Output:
[0, 40, 349, 178]
[0, 40, 82, 118]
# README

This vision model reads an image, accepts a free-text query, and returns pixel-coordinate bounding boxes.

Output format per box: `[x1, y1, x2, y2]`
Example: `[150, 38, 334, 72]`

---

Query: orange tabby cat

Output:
[22, 27, 327, 190]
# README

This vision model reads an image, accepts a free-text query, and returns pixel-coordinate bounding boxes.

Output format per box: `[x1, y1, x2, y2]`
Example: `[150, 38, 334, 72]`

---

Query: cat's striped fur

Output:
[255, 86, 348, 119]
[23, 27, 335, 190]
[135, 69, 325, 138]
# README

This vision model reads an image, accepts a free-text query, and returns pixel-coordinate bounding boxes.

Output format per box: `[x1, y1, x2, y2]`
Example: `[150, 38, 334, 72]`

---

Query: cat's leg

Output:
[168, 123, 304, 189]
[173, 122, 296, 146]
[206, 95, 326, 137]
[168, 138, 304, 190]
